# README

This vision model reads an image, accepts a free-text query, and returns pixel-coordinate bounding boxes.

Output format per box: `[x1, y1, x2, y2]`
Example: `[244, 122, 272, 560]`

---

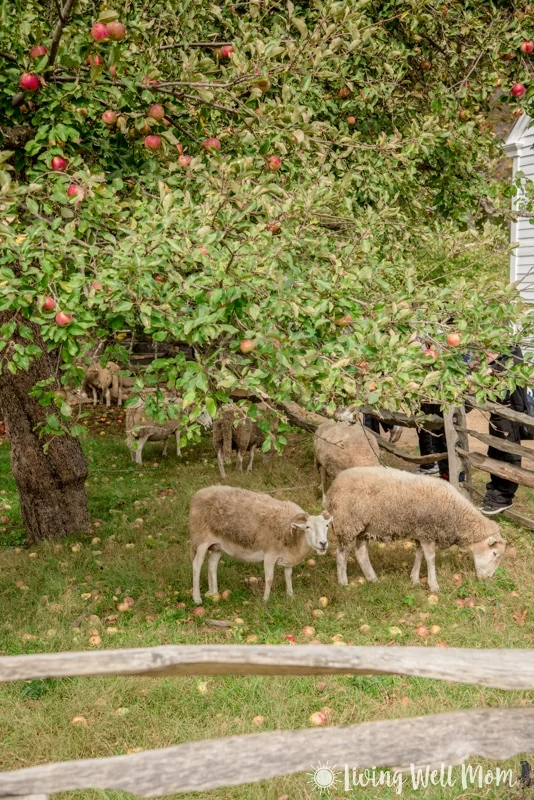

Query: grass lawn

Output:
[0, 407, 533, 800]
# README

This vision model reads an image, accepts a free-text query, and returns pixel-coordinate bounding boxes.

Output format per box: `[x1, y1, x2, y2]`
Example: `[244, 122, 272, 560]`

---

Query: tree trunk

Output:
[0, 320, 89, 544]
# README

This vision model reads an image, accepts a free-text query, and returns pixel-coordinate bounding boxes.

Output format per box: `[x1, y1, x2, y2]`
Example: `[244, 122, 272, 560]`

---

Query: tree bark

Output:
[0, 319, 89, 543]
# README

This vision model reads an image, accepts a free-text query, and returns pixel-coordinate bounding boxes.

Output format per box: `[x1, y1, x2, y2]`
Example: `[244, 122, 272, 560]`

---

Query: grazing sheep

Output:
[125, 397, 212, 465]
[313, 420, 380, 501]
[212, 406, 266, 478]
[83, 364, 113, 407]
[190, 485, 332, 602]
[325, 466, 506, 593]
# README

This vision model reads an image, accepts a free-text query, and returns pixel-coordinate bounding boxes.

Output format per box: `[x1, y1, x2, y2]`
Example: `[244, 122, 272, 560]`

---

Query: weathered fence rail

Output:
[2, 644, 534, 688]
[0, 645, 533, 799]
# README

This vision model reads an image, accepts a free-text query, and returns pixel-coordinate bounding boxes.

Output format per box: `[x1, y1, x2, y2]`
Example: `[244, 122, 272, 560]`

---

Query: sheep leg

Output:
[105, 387, 111, 408]
[354, 538, 378, 583]
[217, 449, 226, 479]
[135, 434, 150, 465]
[207, 550, 222, 596]
[192, 541, 210, 604]
[247, 444, 257, 473]
[91, 386, 98, 406]
[420, 541, 439, 593]
[336, 549, 349, 586]
[263, 553, 277, 601]
[284, 566, 294, 597]
[161, 436, 169, 458]
[410, 544, 424, 586]
[236, 449, 244, 472]
[175, 428, 181, 459]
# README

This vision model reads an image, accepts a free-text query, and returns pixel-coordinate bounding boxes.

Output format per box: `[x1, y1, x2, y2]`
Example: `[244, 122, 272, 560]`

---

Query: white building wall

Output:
[505, 115, 534, 304]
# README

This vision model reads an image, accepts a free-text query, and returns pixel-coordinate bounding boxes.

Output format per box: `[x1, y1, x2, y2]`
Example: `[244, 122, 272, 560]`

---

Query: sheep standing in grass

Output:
[83, 364, 113, 407]
[83, 361, 122, 407]
[190, 486, 332, 602]
[313, 420, 380, 501]
[212, 406, 265, 478]
[325, 466, 506, 593]
[125, 397, 212, 465]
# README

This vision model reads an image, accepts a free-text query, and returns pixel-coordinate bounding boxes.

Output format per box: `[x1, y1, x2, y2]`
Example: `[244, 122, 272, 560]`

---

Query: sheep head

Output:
[468, 521, 506, 580]
[291, 511, 332, 555]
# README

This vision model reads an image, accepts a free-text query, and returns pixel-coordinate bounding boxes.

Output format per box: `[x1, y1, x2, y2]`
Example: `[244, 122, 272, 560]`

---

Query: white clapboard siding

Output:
[504, 114, 534, 304]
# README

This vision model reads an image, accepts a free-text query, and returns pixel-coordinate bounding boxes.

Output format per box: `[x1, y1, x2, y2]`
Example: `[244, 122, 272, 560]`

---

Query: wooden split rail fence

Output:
[356, 402, 534, 532]
[0, 645, 534, 798]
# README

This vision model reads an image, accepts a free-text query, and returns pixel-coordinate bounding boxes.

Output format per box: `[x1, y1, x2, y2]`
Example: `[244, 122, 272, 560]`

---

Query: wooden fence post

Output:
[444, 406, 471, 498]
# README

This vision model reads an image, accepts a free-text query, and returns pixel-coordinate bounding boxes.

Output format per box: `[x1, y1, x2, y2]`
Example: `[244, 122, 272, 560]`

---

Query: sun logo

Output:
[308, 762, 339, 794]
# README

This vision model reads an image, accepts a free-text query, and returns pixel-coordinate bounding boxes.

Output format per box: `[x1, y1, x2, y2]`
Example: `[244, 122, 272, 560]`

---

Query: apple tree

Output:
[1, 0, 534, 542]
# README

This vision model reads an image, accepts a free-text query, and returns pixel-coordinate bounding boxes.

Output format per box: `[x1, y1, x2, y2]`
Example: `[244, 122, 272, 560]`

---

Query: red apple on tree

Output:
[267, 221, 280, 233]
[520, 41, 534, 54]
[446, 333, 461, 347]
[511, 83, 526, 97]
[347, 115, 356, 125]
[55, 311, 72, 326]
[109, 65, 118, 78]
[203, 137, 221, 151]
[51, 156, 67, 171]
[338, 86, 350, 98]
[107, 20, 126, 40]
[42, 296, 55, 311]
[144, 135, 162, 150]
[178, 154, 192, 167]
[102, 110, 117, 126]
[19, 73, 40, 92]
[92, 282, 102, 290]
[67, 184, 85, 201]
[148, 104, 165, 121]
[239, 339, 256, 354]
[425, 348, 438, 359]
[267, 155, 281, 171]
[29, 45, 47, 59]
[91, 22, 109, 41]
[87, 54, 103, 67]
[219, 45, 234, 58]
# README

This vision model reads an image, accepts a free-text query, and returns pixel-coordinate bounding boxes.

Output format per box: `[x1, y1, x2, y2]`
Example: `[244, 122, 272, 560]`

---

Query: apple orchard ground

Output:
[0, 409, 533, 800]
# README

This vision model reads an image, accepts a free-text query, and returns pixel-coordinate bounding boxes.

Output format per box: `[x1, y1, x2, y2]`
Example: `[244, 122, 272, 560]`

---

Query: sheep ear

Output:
[291, 513, 308, 531]
[322, 511, 333, 525]
[487, 536, 499, 546]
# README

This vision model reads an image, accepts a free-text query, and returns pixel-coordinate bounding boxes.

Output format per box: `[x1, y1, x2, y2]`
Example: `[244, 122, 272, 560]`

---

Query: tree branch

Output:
[0, 51, 17, 64]
[479, 196, 534, 220]
[161, 41, 233, 50]
[45, 0, 77, 73]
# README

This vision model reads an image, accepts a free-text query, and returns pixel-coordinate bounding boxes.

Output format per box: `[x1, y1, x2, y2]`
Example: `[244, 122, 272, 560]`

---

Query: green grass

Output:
[0, 409, 533, 800]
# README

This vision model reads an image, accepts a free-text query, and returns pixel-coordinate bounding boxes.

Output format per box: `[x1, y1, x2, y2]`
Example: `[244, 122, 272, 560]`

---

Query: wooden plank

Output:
[1, 645, 534, 689]
[0, 709, 532, 796]
[456, 426, 534, 462]
[464, 483, 534, 531]
[451, 407, 472, 498]
[369, 431, 448, 464]
[2, 796, 48, 800]
[358, 406, 445, 430]
[444, 408, 466, 494]
[457, 448, 534, 489]
[477, 401, 534, 431]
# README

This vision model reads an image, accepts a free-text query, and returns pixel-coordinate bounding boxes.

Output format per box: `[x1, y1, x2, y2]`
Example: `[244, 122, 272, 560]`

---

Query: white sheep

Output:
[313, 420, 380, 501]
[125, 397, 212, 465]
[189, 485, 332, 603]
[325, 466, 506, 593]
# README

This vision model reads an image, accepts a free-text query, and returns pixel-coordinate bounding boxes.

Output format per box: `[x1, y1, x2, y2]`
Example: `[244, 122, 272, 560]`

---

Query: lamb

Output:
[83, 364, 113, 407]
[83, 361, 122, 407]
[325, 466, 506, 593]
[190, 485, 332, 603]
[212, 406, 266, 478]
[125, 397, 212, 465]
[313, 420, 380, 501]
